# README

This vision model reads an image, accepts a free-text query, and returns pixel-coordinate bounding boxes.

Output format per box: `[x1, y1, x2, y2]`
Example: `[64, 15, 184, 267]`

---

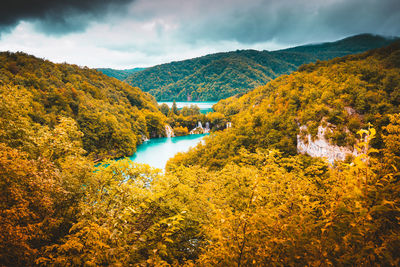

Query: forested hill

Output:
[279, 33, 398, 59]
[2, 45, 400, 266]
[158, 42, 400, 265]
[123, 34, 398, 101]
[171, 41, 400, 169]
[0, 52, 166, 160]
[97, 67, 145, 80]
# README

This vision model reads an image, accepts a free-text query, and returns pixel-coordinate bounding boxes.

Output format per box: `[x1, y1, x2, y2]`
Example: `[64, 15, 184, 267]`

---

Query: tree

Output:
[0, 144, 64, 266]
[172, 100, 179, 115]
[159, 103, 170, 116]
[41, 160, 197, 266]
[173, 126, 189, 136]
[381, 114, 400, 171]
[143, 110, 166, 138]
[206, 111, 226, 130]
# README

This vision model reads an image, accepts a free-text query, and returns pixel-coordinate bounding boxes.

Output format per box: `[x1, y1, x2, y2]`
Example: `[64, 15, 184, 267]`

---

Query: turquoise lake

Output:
[121, 101, 215, 169]
[158, 101, 217, 114]
[129, 134, 207, 169]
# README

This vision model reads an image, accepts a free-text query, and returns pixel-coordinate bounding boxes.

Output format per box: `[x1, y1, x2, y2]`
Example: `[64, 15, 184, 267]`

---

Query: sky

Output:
[0, 0, 399, 69]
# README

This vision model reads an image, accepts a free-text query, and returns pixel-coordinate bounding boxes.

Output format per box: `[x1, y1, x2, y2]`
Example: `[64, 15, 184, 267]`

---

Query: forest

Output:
[97, 67, 146, 81]
[1, 42, 400, 266]
[121, 34, 398, 101]
[0, 52, 168, 160]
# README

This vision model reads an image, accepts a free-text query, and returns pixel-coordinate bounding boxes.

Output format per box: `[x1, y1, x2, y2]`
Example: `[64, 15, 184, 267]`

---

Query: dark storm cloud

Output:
[2, 0, 399, 41]
[0, 0, 134, 34]
[1, 0, 399, 68]
[320, 0, 400, 37]
[169, 0, 400, 45]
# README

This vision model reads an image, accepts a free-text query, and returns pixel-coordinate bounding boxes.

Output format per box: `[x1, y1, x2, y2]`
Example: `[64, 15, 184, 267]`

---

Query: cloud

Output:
[0, 0, 134, 35]
[0, 0, 399, 68]
[163, 0, 400, 45]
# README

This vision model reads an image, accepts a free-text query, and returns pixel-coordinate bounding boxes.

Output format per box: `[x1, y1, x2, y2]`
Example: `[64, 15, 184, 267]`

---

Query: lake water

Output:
[159, 101, 217, 114]
[129, 134, 207, 169]
[122, 101, 214, 169]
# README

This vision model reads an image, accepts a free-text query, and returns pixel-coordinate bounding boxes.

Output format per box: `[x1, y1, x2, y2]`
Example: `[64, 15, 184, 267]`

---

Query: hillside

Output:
[0, 52, 166, 159]
[143, 43, 400, 265]
[1, 45, 400, 266]
[280, 33, 399, 59]
[124, 34, 398, 101]
[171, 42, 400, 168]
[97, 67, 145, 80]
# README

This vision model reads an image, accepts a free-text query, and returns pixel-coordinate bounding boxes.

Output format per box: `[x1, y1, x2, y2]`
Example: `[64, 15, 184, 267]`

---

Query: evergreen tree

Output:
[172, 100, 179, 115]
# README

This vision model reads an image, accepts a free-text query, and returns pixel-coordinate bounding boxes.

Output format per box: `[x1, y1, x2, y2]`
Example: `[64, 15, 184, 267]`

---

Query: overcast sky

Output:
[0, 0, 399, 69]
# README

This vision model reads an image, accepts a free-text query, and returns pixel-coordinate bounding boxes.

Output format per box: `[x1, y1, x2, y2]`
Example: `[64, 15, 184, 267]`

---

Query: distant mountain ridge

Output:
[117, 34, 399, 101]
[97, 67, 145, 80]
[280, 33, 400, 59]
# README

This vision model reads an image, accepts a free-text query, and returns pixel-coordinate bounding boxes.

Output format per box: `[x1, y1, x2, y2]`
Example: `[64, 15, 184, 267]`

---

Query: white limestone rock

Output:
[297, 125, 358, 164]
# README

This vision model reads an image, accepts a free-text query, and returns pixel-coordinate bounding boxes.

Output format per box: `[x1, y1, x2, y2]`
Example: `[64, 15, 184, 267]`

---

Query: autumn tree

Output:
[159, 103, 170, 116]
[0, 144, 65, 266]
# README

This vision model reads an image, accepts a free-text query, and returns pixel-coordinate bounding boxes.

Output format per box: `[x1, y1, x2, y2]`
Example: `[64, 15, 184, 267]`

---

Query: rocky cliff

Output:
[297, 125, 358, 163]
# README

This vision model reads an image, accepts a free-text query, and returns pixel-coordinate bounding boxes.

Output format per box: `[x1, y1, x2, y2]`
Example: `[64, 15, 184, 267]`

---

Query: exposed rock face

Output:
[190, 126, 209, 134]
[297, 125, 358, 164]
[189, 121, 210, 134]
[165, 124, 175, 137]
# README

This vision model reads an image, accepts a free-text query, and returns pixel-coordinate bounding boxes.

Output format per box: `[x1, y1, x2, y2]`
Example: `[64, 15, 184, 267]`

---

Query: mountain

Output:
[281, 33, 399, 58]
[171, 41, 400, 168]
[161, 42, 400, 265]
[97, 67, 145, 80]
[123, 34, 398, 101]
[2, 44, 400, 266]
[0, 52, 165, 160]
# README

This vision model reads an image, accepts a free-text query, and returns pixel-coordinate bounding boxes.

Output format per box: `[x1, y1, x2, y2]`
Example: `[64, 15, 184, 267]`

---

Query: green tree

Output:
[172, 100, 179, 115]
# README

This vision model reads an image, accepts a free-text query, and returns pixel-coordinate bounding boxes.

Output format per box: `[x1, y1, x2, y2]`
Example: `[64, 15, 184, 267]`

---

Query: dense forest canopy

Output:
[121, 34, 399, 101]
[0, 52, 166, 160]
[1, 42, 400, 266]
[173, 42, 400, 169]
[96, 67, 146, 81]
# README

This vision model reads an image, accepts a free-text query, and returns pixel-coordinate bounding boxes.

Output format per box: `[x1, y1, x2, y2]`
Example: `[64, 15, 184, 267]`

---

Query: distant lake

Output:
[158, 101, 217, 114]
[128, 134, 207, 169]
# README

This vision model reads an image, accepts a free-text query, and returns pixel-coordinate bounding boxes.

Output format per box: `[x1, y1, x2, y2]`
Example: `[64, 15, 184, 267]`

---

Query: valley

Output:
[102, 34, 399, 101]
[1, 34, 400, 266]
[115, 101, 215, 169]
